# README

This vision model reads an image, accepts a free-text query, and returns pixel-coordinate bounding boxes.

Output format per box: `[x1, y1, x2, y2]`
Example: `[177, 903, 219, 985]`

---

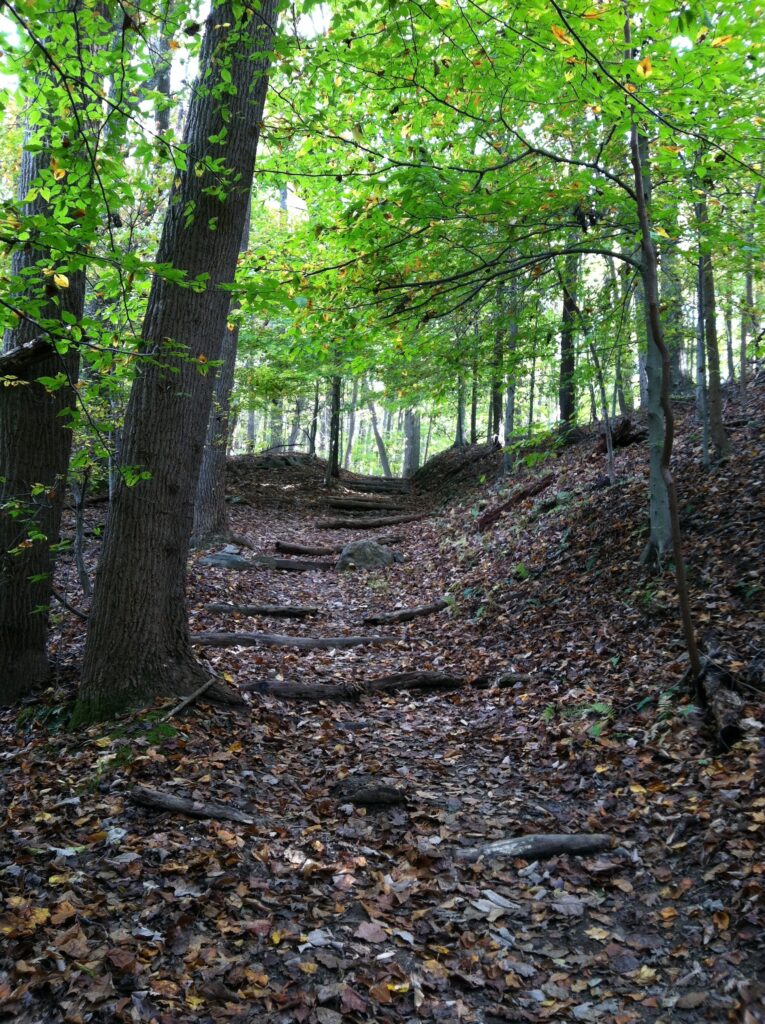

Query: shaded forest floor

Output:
[1, 385, 764, 1024]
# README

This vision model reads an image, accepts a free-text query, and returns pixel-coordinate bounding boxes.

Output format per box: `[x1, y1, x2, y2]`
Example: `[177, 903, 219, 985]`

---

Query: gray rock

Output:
[335, 540, 403, 571]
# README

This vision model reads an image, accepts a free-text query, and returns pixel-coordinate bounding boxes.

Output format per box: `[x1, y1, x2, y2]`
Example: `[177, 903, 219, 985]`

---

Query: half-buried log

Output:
[131, 785, 254, 825]
[697, 659, 745, 750]
[328, 498, 405, 511]
[200, 552, 332, 571]
[344, 479, 410, 494]
[275, 534, 404, 556]
[363, 599, 449, 626]
[456, 833, 612, 863]
[206, 603, 319, 618]
[192, 631, 394, 651]
[317, 513, 428, 530]
[242, 670, 465, 699]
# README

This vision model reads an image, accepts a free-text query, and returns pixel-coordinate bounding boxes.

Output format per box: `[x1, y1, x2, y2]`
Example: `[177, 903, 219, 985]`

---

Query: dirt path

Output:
[1, 452, 763, 1023]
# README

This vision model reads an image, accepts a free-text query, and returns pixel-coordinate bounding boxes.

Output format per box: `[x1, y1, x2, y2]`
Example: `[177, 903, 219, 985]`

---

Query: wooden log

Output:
[328, 498, 405, 511]
[477, 473, 555, 532]
[331, 777, 407, 807]
[206, 603, 319, 618]
[192, 631, 394, 651]
[316, 513, 428, 530]
[274, 534, 405, 557]
[275, 541, 342, 556]
[200, 553, 332, 572]
[344, 479, 410, 493]
[130, 785, 254, 825]
[456, 833, 612, 863]
[242, 670, 465, 699]
[363, 599, 449, 626]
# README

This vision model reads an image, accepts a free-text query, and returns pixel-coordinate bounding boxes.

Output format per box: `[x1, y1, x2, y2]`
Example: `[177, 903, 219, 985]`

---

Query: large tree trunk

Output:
[192, 210, 251, 545]
[0, 135, 86, 704]
[636, 137, 671, 566]
[502, 280, 519, 474]
[74, 0, 278, 723]
[695, 197, 730, 460]
[402, 409, 421, 478]
[696, 257, 711, 468]
[558, 251, 578, 436]
[469, 357, 478, 444]
[308, 381, 320, 455]
[741, 186, 761, 398]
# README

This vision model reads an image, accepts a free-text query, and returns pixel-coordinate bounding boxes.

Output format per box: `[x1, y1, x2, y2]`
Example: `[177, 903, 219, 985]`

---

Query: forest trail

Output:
[2, 405, 765, 1023]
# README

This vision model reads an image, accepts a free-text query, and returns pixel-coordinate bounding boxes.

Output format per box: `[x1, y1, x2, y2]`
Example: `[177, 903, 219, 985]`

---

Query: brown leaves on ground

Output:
[1, 387, 764, 1023]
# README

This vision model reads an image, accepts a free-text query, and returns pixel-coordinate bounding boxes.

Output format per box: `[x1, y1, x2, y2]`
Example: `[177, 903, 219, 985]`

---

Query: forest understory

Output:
[1, 383, 764, 1024]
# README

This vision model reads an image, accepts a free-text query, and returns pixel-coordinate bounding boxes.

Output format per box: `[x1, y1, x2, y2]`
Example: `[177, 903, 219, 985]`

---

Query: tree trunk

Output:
[0, 135, 87, 703]
[288, 397, 305, 448]
[629, 83, 700, 680]
[402, 409, 421, 478]
[559, 251, 578, 435]
[308, 381, 320, 455]
[247, 409, 256, 452]
[502, 280, 519, 474]
[455, 375, 467, 446]
[367, 400, 392, 477]
[469, 358, 478, 444]
[695, 198, 730, 459]
[422, 409, 434, 463]
[635, 132, 671, 567]
[343, 379, 358, 469]
[74, 0, 278, 723]
[696, 257, 711, 468]
[724, 279, 736, 383]
[740, 185, 761, 397]
[268, 398, 283, 450]
[192, 209, 251, 545]
[324, 375, 341, 485]
[660, 235, 685, 389]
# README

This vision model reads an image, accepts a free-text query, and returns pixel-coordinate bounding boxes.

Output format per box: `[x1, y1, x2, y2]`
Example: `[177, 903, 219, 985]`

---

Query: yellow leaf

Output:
[655, 226, 671, 238]
[582, 9, 603, 18]
[625, 82, 637, 93]
[713, 911, 730, 930]
[660, 906, 678, 920]
[53, 273, 70, 289]
[401, 122, 413, 138]
[168, 39, 180, 50]
[630, 783, 647, 793]
[711, 34, 733, 47]
[594, 764, 609, 773]
[585, 926, 609, 940]
[186, 996, 206, 1010]
[634, 965, 657, 983]
[551, 25, 574, 45]
[299, 961, 318, 974]
[270, 930, 282, 944]
[636, 56, 653, 78]
[53, 167, 67, 181]
[387, 981, 410, 993]
[94, 736, 112, 748]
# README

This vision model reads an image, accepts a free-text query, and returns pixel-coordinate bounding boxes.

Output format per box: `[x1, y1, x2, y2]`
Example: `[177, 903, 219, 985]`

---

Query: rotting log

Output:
[317, 513, 429, 530]
[193, 631, 395, 651]
[477, 473, 555, 532]
[456, 833, 612, 863]
[242, 669, 532, 700]
[200, 553, 333, 572]
[363, 599, 449, 626]
[206, 603, 319, 618]
[242, 670, 465, 699]
[130, 785, 254, 824]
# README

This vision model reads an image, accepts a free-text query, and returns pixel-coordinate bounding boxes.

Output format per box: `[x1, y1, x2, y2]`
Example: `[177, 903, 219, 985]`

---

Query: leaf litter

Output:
[1, 388, 764, 1023]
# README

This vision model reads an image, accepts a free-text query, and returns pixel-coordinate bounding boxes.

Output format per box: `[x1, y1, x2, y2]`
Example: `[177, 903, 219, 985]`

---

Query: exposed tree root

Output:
[363, 599, 449, 625]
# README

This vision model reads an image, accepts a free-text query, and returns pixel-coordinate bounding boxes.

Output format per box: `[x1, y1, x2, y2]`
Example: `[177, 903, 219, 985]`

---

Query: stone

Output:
[335, 540, 403, 571]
